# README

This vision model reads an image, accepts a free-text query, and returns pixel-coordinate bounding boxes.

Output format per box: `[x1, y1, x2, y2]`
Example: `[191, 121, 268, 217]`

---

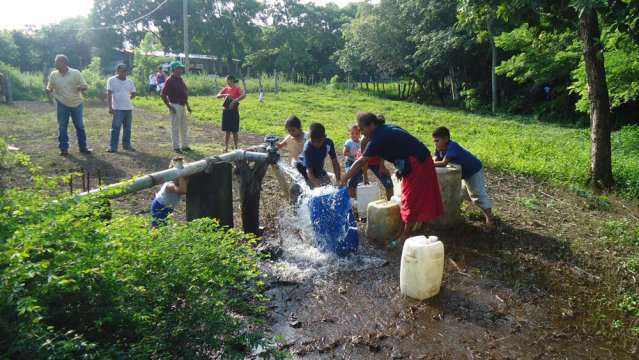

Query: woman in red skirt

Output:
[338, 112, 444, 246]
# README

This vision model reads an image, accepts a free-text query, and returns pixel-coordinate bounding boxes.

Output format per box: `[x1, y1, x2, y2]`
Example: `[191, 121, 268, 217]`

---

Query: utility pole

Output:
[183, 0, 189, 75]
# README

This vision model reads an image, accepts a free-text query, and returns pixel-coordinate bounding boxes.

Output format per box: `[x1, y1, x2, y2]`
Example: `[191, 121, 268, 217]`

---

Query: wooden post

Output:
[4, 73, 13, 105]
[186, 162, 234, 227]
[366, 81, 369, 96]
[235, 145, 269, 236]
[214, 74, 218, 94]
[398, 83, 401, 99]
[44, 63, 53, 105]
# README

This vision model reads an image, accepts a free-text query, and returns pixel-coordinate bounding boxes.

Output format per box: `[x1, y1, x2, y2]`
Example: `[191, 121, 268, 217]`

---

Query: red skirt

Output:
[400, 156, 444, 223]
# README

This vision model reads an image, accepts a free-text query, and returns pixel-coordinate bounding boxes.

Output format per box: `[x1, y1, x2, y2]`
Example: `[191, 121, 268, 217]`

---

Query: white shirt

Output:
[149, 74, 158, 85]
[154, 182, 182, 208]
[107, 76, 136, 110]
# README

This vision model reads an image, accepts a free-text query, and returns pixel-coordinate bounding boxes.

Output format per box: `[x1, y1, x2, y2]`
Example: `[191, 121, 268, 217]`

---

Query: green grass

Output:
[134, 85, 639, 197]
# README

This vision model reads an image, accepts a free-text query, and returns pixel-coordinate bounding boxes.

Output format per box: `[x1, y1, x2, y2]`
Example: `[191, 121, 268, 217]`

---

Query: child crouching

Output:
[151, 156, 189, 227]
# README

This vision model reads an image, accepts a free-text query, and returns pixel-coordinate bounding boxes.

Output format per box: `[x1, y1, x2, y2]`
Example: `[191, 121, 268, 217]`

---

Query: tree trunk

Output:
[450, 66, 458, 101]
[579, 10, 613, 191]
[487, 20, 498, 114]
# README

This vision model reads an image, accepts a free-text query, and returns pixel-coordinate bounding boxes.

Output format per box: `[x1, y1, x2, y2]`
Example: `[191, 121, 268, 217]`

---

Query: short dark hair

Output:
[226, 75, 239, 83]
[285, 115, 302, 129]
[356, 112, 385, 127]
[309, 123, 326, 140]
[432, 126, 450, 139]
[349, 124, 359, 131]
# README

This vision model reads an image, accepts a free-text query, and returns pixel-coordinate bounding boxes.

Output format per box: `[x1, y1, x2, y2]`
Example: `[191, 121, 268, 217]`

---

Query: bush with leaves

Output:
[0, 61, 43, 101]
[0, 157, 280, 358]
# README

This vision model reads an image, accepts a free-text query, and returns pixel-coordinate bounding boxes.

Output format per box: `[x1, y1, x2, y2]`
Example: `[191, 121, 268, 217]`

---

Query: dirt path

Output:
[1, 101, 637, 358]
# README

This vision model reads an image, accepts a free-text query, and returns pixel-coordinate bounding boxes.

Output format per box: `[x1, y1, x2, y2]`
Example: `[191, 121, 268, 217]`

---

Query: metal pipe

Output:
[75, 150, 270, 200]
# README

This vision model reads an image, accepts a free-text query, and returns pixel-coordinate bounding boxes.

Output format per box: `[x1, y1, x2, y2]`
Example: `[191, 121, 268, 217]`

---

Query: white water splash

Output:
[268, 160, 388, 282]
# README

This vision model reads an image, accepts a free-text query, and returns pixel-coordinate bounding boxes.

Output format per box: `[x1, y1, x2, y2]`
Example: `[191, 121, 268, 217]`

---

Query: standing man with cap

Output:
[160, 61, 192, 153]
[45, 54, 92, 155]
[106, 64, 137, 152]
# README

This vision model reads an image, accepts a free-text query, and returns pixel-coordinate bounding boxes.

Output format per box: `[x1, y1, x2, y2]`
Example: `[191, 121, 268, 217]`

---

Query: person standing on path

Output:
[216, 75, 245, 152]
[45, 54, 92, 156]
[160, 61, 192, 153]
[106, 64, 137, 153]
[149, 71, 158, 94]
[156, 66, 166, 93]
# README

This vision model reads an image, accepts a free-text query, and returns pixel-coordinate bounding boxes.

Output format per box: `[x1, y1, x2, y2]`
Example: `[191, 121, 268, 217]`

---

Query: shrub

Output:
[0, 166, 278, 358]
[0, 61, 43, 101]
[82, 57, 108, 101]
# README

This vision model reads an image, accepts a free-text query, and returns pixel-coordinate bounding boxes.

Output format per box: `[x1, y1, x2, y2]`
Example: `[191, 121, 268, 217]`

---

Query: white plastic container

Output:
[428, 164, 462, 227]
[357, 183, 380, 215]
[366, 199, 402, 243]
[400, 235, 444, 300]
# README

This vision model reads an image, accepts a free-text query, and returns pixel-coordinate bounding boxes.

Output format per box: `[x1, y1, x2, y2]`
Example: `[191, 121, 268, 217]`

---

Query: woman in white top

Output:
[151, 157, 189, 227]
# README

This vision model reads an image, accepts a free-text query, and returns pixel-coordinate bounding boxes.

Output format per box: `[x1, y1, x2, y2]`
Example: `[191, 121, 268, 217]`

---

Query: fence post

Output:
[214, 74, 218, 94]
[3, 73, 13, 105]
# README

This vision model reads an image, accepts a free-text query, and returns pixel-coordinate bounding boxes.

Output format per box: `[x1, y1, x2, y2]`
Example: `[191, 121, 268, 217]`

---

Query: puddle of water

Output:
[268, 160, 388, 283]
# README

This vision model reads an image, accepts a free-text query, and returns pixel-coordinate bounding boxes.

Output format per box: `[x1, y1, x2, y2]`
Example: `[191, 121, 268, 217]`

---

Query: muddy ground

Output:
[1, 102, 637, 359]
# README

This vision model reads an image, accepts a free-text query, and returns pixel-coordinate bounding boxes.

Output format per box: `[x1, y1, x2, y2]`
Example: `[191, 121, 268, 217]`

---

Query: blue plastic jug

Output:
[309, 187, 359, 256]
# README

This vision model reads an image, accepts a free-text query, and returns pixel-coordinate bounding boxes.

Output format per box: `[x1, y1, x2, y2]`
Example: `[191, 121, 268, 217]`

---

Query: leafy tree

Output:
[457, 0, 511, 114]
[0, 31, 20, 67]
[132, 32, 172, 93]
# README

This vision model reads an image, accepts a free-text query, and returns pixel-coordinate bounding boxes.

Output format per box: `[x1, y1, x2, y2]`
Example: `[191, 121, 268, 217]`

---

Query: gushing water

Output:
[266, 159, 387, 283]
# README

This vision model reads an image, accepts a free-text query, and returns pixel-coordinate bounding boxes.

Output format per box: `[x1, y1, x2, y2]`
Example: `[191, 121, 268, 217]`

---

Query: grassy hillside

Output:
[135, 86, 639, 197]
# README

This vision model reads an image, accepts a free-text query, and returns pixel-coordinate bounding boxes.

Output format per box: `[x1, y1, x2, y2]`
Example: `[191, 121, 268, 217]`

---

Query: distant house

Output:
[106, 48, 242, 76]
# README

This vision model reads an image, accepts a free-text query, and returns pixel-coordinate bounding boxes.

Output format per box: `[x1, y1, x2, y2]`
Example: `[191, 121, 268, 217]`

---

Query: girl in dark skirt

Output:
[216, 75, 246, 152]
[338, 112, 444, 247]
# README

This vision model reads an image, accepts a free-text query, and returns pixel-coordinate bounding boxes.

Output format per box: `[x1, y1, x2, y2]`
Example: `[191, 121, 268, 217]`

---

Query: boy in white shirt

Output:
[106, 64, 137, 152]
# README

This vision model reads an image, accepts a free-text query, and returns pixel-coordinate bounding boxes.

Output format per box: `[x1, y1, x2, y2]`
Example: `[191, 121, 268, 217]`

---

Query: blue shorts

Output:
[348, 164, 394, 189]
[151, 199, 174, 227]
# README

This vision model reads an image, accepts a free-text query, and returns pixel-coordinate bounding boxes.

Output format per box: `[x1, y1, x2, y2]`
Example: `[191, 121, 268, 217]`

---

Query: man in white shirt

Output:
[106, 64, 137, 152]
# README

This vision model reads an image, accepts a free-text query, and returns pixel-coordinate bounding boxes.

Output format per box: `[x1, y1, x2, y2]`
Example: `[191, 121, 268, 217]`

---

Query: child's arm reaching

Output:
[331, 158, 341, 182]
[166, 177, 189, 195]
[433, 157, 451, 167]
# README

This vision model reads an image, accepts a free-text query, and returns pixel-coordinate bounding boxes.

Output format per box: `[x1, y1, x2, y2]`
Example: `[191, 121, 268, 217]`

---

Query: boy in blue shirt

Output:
[432, 126, 494, 232]
[296, 123, 341, 189]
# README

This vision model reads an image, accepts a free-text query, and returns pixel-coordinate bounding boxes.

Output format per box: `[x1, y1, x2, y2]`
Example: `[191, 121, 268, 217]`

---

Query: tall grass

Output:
[0, 62, 44, 101]
[134, 85, 639, 197]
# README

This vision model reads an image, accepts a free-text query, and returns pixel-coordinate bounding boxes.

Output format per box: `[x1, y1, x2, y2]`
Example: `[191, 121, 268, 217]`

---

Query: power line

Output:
[53, 0, 170, 31]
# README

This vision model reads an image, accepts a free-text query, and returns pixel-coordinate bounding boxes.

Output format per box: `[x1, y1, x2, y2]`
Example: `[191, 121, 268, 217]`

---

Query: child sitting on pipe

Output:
[432, 126, 494, 232]
[295, 123, 341, 189]
[151, 156, 189, 227]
